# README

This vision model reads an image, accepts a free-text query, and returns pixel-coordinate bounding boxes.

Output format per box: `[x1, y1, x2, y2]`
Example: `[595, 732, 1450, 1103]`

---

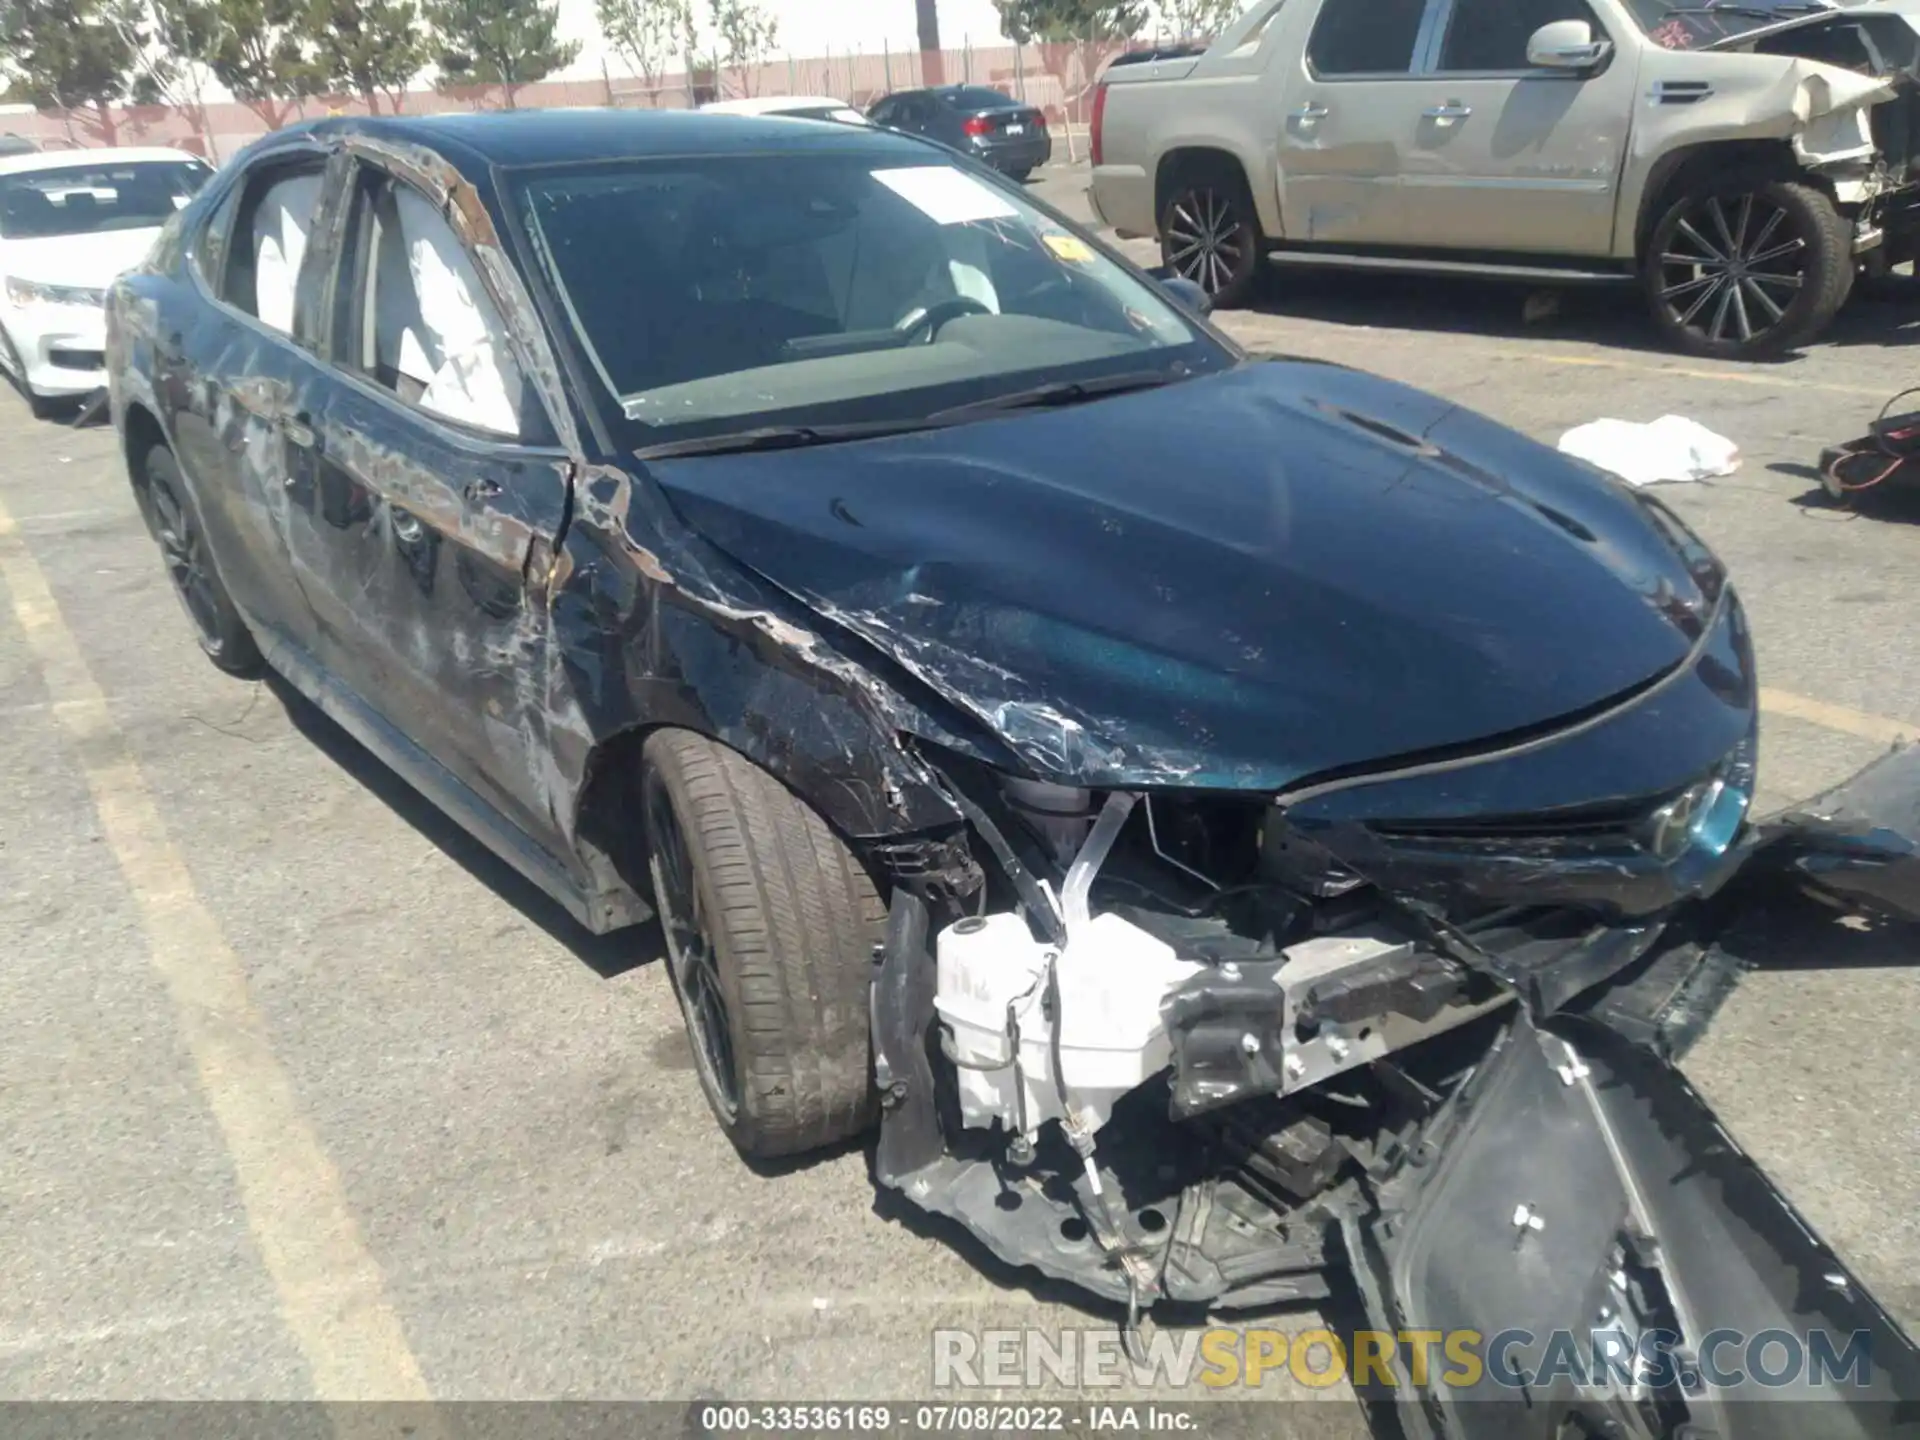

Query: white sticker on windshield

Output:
[873, 166, 1018, 225]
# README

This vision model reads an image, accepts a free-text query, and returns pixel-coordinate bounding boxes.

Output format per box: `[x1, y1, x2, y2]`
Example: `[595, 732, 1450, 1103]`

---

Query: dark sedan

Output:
[867, 84, 1052, 179]
[105, 109, 1920, 1435]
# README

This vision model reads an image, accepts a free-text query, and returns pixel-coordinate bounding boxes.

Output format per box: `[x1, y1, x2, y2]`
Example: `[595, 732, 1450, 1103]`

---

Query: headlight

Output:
[1645, 733, 1755, 862]
[3, 276, 106, 308]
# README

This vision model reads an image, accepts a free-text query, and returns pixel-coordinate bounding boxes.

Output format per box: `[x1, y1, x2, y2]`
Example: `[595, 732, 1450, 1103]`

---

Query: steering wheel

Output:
[895, 295, 994, 343]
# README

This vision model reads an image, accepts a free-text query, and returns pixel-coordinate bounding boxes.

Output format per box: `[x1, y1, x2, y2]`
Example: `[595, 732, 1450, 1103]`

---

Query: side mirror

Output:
[1527, 19, 1613, 70]
[1155, 273, 1213, 317]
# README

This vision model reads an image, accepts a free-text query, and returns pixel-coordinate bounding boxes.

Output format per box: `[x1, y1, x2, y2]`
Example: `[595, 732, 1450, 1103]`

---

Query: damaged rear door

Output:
[286, 147, 576, 848]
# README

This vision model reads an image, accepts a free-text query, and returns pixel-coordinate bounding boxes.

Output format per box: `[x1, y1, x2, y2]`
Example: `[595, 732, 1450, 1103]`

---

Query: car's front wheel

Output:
[640, 729, 884, 1160]
[139, 444, 263, 676]
[1160, 163, 1262, 309]
[1643, 178, 1852, 359]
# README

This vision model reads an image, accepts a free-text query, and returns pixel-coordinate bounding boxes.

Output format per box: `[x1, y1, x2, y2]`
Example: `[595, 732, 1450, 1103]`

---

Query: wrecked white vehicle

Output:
[1089, 0, 1920, 357]
[106, 111, 1920, 1437]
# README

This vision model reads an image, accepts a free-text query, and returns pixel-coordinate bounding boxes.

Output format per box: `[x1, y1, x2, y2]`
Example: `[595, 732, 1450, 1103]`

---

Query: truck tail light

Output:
[1090, 83, 1108, 167]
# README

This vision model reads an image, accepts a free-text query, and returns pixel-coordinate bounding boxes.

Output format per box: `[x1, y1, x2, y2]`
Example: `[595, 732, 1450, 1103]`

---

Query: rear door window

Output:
[1306, 0, 1432, 74]
[208, 158, 327, 334]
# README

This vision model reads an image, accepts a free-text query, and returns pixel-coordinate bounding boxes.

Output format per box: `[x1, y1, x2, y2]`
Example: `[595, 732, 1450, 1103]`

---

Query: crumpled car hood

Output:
[1702, 0, 1920, 51]
[645, 361, 1721, 790]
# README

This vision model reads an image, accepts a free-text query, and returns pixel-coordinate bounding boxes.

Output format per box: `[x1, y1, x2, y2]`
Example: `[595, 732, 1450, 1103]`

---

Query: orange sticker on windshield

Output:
[1043, 233, 1095, 263]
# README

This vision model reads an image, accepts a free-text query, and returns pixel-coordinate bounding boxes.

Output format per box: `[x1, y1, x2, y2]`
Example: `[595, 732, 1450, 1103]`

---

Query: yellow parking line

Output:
[0, 500, 432, 1403]
[1761, 686, 1914, 745]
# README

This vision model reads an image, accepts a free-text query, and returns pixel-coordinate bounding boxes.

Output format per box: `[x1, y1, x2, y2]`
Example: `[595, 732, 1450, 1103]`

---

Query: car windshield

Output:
[513, 151, 1227, 444]
[1624, 0, 1833, 50]
[0, 159, 213, 239]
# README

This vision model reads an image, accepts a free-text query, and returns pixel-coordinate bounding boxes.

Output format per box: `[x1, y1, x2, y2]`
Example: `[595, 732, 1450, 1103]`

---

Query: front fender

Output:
[548, 466, 965, 847]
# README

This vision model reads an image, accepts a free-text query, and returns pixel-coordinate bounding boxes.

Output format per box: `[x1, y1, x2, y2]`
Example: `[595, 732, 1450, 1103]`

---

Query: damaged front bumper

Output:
[870, 747, 1920, 1436]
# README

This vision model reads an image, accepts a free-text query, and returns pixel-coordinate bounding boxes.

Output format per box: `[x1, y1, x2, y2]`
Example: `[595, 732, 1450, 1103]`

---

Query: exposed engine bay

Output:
[1715, 7, 1920, 216]
[870, 739, 1920, 1437]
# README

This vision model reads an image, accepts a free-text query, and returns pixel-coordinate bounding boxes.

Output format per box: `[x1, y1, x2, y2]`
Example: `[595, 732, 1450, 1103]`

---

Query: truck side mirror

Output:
[1527, 19, 1613, 71]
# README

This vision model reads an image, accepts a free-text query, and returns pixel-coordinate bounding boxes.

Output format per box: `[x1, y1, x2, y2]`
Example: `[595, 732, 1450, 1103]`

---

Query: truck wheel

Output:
[140, 444, 264, 677]
[1643, 178, 1852, 359]
[1160, 164, 1262, 308]
[640, 729, 885, 1161]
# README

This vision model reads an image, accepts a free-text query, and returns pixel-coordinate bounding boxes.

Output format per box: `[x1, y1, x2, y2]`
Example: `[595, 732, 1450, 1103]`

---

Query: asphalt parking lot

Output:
[1, 157, 1917, 1420]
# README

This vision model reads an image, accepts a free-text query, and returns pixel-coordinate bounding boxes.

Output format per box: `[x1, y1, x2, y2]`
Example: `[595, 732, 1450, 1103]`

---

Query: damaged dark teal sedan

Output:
[103, 109, 1920, 1437]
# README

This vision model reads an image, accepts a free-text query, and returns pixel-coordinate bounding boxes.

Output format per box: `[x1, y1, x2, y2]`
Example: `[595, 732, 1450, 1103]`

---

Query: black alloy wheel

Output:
[637, 729, 883, 1160]
[643, 765, 742, 1123]
[142, 445, 263, 675]
[1160, 170, 1260, 308]
[1644, 179, 1851, 359]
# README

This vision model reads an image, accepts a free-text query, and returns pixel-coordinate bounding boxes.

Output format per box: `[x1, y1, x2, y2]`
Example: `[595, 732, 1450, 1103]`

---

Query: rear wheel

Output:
[1006, 165, 1034, 183]
[641, 729, 884, 1160]
[1643, 178, 1852, 358]
[140, 445, 263, 676]
[1159, 163, 1262, 309]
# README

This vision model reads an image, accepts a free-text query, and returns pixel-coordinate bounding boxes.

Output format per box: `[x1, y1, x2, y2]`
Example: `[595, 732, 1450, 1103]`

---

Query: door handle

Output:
[1291, 103, 1330, 122]
[1422, 102, 1473, 124]
[227, 375, 280, 418]
[465, 478, 502, 503]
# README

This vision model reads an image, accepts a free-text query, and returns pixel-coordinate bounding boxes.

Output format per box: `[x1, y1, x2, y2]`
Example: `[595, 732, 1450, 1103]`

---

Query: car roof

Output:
[0, 145, 207, 177]
[285, 109, 930, 178]
[881, 85, 1017, 105]
[701, 96, 855, 114]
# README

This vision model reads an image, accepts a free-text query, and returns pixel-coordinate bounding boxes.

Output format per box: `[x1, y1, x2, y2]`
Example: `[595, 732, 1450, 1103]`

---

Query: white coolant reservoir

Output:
[933, 909, 1204, 1138]
[934, 914, 1052, 1130]
[1045, 913, 1204, 1134]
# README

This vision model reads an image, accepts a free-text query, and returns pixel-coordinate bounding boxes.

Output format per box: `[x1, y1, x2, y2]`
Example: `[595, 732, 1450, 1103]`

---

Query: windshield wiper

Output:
[1658, 3, 1827, 17]
[633, 418, 941, 460]
[633, 370, 1190, 458]
[927, 369, 1182, 423]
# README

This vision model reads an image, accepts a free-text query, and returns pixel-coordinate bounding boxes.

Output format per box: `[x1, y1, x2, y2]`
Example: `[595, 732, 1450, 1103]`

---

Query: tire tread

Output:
[644, 729, 883, 1158]
[1644, 176, 1852, 358]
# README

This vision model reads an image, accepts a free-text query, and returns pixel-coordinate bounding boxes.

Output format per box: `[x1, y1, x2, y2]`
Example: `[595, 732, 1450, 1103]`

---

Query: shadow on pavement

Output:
[1722, 891, 1920, 973]
[261, 670, 654, 980]
[1224, 263, 1920, 362]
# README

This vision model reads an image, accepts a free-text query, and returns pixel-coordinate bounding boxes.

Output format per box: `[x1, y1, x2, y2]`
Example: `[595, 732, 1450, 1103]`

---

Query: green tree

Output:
[704, 0, 773, 98]
[1153, 0, 1239, 40]
[0, 0, 140, 143]
[594, 0, 687, 103]
[308, 0, 425, 113]
[425, 0, 579, 107]
[992, 0, 1146, 42]
[210, 0, 325, 128]
[995, 0, 1143, 148]
[110, 0, 224, 154]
